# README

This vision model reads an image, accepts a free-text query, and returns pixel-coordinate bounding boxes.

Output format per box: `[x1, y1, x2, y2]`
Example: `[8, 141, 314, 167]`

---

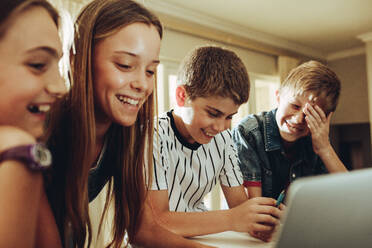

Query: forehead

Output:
[95, 22, 161, 59]
[0, 7, 61, 57]
[282, 89, 328, 109]
[192, 95, 240, 114]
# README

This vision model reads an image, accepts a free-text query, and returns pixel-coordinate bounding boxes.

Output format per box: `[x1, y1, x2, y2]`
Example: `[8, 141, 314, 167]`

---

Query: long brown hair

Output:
[46, 0, 162, 247]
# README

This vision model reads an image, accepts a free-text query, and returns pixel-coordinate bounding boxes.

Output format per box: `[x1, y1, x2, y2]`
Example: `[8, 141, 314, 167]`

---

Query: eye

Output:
[207, 111, 219, 118]
[116, 63, 131, 70]
[28, 63, 47, 72]
[146, 70, 155, 76]
[291, 104, 300, 110]
[226, 115, 233, 120]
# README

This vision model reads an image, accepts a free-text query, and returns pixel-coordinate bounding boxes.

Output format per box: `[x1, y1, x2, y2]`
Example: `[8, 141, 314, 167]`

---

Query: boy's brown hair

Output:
[177, 46, 250, 105]
[279, 60, 341, 114]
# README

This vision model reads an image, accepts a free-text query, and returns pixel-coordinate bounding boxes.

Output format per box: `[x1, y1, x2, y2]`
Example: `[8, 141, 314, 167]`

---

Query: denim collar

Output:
[263, 109, 282, 152]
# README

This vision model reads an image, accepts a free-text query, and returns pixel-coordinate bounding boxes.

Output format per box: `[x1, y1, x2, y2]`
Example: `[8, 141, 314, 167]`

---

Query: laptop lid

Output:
[274, 167, 372, 248]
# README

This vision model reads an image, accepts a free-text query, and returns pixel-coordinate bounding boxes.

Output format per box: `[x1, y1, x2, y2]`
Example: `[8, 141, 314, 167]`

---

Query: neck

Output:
[172, 110, 194, 144]
[94, 119, 111, 164]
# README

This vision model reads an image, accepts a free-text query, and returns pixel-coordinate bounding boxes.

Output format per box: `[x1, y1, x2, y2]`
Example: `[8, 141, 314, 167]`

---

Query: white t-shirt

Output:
[151, 111, 243, 212]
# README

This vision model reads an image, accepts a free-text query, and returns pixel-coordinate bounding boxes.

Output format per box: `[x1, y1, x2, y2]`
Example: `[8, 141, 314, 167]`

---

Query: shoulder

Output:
[233, 113, 262, 136]
[0, 126, 36, 152]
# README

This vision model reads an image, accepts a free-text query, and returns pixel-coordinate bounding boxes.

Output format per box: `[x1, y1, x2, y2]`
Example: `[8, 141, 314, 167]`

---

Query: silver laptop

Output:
[274, 167, 372, 248]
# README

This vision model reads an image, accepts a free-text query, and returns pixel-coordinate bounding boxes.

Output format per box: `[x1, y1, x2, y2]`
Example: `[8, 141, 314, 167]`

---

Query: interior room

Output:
[48, 0, 372, 246]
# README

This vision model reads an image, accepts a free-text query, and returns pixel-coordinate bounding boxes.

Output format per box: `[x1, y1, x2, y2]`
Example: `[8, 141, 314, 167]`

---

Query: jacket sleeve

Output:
[232, 120, 263, 187]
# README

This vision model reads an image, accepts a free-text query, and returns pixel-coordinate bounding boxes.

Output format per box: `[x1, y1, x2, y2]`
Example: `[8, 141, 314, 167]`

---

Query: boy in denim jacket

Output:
[233, 61, 348, 199]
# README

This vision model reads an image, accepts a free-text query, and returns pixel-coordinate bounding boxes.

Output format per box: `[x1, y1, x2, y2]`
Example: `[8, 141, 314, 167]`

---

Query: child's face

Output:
[93, 23, 161, 127]
[0, 7, 64, 138]
[275, 89, 326, 142]
[176, 94, 240, 144]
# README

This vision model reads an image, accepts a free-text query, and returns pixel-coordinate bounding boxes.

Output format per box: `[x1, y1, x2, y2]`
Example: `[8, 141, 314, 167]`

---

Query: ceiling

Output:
[142, 0, 372, 60]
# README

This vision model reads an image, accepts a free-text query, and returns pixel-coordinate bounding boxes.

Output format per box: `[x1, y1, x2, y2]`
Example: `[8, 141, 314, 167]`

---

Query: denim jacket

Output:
[232, 109, 327, 198]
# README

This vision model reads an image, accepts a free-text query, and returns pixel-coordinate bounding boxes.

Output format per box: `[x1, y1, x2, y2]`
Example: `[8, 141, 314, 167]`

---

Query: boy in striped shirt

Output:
[148, 46, 282, 242]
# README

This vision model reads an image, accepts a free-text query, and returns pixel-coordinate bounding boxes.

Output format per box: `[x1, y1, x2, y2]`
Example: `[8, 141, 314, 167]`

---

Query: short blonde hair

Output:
[279, 60, 341, 113]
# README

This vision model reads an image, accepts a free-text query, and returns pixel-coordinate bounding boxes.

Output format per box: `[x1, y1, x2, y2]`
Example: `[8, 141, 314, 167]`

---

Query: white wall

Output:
[160, 28, 277, 76]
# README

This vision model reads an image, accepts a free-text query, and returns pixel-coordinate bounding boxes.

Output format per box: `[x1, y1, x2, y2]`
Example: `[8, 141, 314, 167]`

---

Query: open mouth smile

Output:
[27, 104, 51, 114]
[116, 95, 141, 106]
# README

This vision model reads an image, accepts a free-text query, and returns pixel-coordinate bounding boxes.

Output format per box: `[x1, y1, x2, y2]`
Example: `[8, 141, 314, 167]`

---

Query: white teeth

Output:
[117, 95, 139, 106]
[27, 104, 50, 113]
[38, 105, 50, 112]
[205, 131, 215, 137]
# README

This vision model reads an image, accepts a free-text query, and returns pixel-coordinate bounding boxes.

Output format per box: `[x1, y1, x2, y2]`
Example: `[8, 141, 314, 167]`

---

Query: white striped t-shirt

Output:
[151, 111, 243, 212]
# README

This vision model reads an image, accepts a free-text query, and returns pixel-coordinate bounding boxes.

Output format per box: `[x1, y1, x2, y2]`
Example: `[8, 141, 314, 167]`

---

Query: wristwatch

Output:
[0, 143, 52, 170]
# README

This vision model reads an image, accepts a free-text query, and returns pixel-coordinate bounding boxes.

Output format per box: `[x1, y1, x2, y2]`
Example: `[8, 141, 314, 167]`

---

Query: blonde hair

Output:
[279, 60, 341, 113]
[46, 0, 162, 247]
[177, 46, 250, 105]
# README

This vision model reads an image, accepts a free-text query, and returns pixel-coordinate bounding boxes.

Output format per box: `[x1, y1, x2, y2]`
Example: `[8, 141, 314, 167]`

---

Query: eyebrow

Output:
[114, 50, 160, 64]
[206, 105, 237, 116]
[26, 46, 61, 59]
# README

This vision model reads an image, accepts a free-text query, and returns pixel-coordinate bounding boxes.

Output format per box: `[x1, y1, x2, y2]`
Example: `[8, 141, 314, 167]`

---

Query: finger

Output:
[305, 103, 322, 123]
[326, 112, 333, 124]
[314, 105, 327, 122]
[255, 213, 280, 225]
[305, 116, 317, 131]
[252, 197, 277, 206]
[250, 223, 275, 232]
[254, 205, 282, 219]
[278, 203, 286, 211]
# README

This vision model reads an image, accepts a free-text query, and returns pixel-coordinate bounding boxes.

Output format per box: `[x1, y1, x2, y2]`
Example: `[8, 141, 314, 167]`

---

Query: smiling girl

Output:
[0, 0, 66, 247]
[46, 0, 212, 247]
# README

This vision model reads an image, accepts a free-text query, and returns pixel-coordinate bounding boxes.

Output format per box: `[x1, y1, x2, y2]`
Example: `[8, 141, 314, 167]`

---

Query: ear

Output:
[175, 85, 187, 107]
[275, 89, 280, 104]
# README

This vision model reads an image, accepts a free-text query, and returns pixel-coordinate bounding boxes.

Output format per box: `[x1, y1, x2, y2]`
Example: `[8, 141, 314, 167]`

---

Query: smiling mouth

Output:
[286, 121, 304, 132]
[116, 95, 140, 106]
[202, 129, 216, 138]
[27, 104, 51, 114]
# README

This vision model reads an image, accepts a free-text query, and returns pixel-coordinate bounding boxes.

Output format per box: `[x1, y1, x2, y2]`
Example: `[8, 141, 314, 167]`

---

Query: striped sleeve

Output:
[151, 120, 169, 190]
[219, 130, 243, 187]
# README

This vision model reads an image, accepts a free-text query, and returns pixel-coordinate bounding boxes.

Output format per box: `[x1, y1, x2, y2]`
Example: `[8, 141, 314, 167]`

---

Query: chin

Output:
[26, 125, 44, 139]
[115, 117, 137, 127]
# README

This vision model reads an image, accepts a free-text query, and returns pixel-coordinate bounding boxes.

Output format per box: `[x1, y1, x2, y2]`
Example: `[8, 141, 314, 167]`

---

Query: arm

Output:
[147, 189, 281, 238]
[133, 201, 215, 248]
[304, 104, 348, 173]
[34, 189, 62, 248]
[0, 126, 43, 248]
[221, 185, 247, 208]
[232, 123, 264, 198]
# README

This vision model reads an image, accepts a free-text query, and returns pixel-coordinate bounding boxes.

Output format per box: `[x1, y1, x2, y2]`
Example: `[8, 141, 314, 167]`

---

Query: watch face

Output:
[31, 143, 52, 168]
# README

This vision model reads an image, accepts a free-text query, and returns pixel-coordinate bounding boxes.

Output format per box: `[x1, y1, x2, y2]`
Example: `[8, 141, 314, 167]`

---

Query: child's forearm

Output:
[318, 145, 348, 173]
[247, 186, 262, 198]
[155, 209, 234, 237]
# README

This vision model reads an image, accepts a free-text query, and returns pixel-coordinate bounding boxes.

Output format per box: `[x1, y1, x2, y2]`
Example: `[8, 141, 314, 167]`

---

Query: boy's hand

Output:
[303, 103, 332, 155]
[230, 197, 282, 242]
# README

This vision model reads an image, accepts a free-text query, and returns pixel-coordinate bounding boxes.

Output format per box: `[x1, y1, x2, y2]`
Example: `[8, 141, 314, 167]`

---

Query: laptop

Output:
[273, 167, 372, 248]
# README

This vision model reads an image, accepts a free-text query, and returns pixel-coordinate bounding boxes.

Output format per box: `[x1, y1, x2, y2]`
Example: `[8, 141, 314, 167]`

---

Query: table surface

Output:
[190, 231, 276, 248]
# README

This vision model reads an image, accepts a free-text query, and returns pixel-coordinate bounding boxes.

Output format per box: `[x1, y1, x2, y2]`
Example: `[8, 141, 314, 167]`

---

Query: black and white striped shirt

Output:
[151, 111, 243, 212]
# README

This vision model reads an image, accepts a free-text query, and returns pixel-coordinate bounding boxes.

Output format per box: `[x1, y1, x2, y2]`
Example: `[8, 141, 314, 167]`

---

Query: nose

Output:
[130, 70, 152, 93]
[213, 118, 229, 133]
[293, 110, 305, 124]
[45, 65, 68, 98]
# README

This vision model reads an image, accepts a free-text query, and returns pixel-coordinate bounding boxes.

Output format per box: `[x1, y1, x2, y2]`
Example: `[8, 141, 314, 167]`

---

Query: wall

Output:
[329, 54, 369, 124]
[160, 28, 277, 76]
[328, 54, 371, 169]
